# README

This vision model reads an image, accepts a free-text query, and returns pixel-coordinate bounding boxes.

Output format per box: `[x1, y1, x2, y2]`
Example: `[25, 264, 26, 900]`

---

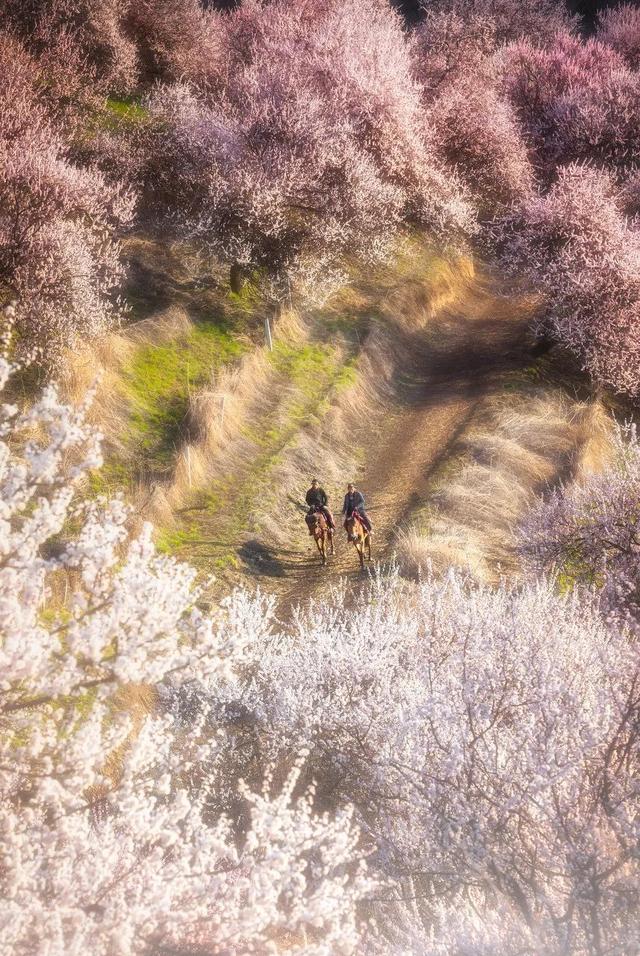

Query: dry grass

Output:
[62, 234, 551, 588]
[123, 239, 466, 567]
[165, 308, 309, 522]
[398, 387, 614, 582]
[63, 306, 191, 451]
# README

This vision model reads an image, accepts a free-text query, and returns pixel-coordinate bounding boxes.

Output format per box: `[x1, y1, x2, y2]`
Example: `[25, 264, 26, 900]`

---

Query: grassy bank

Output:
[397, 352, 613, 582]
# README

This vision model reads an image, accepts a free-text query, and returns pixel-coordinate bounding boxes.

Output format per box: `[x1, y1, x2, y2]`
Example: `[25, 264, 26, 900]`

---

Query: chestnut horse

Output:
[344, 511, 371, 569]
[306, 510, 334, 565]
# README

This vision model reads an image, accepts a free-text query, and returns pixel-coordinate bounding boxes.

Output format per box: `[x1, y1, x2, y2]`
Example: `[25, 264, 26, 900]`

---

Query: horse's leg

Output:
[315, 532, 324, 565]
[328, 529, 335, 555]
[367, 533, 372, 562]
[358, 536, 364, 570]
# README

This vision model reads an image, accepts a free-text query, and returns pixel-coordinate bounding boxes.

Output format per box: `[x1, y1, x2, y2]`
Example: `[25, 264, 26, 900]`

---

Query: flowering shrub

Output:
[414, 7, 533, 217]
[428, 78, 533, 214]
[0, 34, 133, 362]
[4, 0, 140, 95]
[125, 0, 224, 89]
[415, 0, 576, 94]
[4, 0, 223, 95]
[237, 569, 640, 953]
[488, 164, 640, 396]
[519, 423, 640, 635]
[414, 7, 499, 97]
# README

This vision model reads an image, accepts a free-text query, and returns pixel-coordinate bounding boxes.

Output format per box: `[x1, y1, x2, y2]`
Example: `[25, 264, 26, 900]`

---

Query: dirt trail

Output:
[241, 274, 533, 615]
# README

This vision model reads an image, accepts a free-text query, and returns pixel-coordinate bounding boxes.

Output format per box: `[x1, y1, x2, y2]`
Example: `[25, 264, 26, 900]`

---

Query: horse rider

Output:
[305, 478, 336, 530]
[342, 482, 372, 533]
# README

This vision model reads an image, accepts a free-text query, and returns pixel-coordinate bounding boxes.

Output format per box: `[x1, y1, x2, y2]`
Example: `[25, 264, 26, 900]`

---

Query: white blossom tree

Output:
[235, 569, 640, 954]
[0, 358, 372, 955]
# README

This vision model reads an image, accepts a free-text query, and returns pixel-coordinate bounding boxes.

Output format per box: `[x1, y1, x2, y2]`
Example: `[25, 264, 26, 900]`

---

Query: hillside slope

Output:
[65, 237, 611, 613]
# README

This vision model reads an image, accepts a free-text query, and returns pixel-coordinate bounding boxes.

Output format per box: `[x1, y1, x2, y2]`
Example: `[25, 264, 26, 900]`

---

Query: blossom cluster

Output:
[0, 363, 371, 955]
[140, 0, 476, 304]
[487, 164, 640, 395]
[520, 422, 640, 635]
[236, 568, 640, 954]
[4, 364, 640, 953]
[0, 33, 133, 363]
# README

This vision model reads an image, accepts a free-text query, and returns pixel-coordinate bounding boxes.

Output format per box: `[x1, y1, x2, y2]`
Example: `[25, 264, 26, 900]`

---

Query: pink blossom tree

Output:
[426, 75, 534, 215]
[488, 163, 640, 396]
[0, 8, 100, 130]
[519, 423, 640, 635]
[0, 33, 133, 362]
[417, 0, 577, 52]
[413, 7, 500, 96]
[413, 6, 534, 216]
[500, 32, 640, 180]
[413, 0, 578, 105]
[4, 0, 140, 95]
[596, 2, 640, 70]
[4, 0, 224, 95]
[620, 167, 640, 217]
[143, 0, 475, 302]
[125, 0, 224, 90]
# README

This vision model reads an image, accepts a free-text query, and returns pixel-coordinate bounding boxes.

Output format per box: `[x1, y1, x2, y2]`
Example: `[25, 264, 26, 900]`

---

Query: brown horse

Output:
[306, 510, 334, 565]
[344, 511, 371, 569]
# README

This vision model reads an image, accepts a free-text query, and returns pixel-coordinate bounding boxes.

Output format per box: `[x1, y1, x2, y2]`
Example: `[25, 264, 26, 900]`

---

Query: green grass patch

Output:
[155, 524, 202, 555]
[268, 340, 337, 384]
[226, 274, 265, 316]
[117, 320, 245, 476]
[160, 337, 358, 559]
[79, 96, 151, 144]
[88, 460, 133, 497]
[103, 96, 150, 128]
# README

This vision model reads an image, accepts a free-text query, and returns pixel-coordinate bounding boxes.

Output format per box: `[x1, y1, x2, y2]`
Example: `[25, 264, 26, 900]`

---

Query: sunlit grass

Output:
[110, 321, 246, 481]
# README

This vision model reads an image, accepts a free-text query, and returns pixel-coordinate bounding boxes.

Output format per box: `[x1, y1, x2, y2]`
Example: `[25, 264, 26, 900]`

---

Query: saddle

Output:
[347, 510, 367, 531]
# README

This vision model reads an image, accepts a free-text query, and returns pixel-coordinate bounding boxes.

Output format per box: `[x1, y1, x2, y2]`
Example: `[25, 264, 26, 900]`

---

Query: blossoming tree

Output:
[520, 423, 640, 636]
[0, 34, 133, 362]
[596, 2, 640, 70]
[0, 357, 371, 955]
[487, 164, 640, 396]
[500, 33, 640, 181]
[142, 0, 475, 302]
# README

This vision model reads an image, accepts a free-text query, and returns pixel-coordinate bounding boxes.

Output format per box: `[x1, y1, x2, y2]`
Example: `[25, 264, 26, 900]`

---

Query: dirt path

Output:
[240, 274, 533, 615]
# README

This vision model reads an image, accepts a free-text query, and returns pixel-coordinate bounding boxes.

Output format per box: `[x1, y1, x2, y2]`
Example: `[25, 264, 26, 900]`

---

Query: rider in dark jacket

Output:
[342, 483, 372, 532]
[305, 479, 336, 529]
